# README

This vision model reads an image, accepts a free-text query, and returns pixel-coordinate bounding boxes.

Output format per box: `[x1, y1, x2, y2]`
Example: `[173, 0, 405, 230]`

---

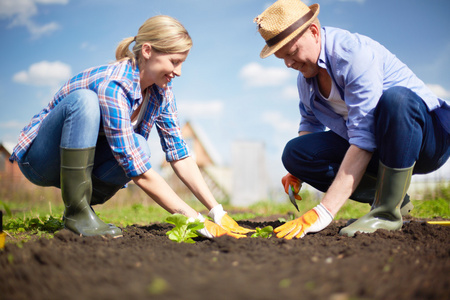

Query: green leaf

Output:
[165, 214, 204, 243]
[251, 226, 273, 238]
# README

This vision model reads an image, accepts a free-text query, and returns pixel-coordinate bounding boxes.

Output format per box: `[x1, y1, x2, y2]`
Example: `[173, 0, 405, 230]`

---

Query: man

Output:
[254, 0, 450, 238]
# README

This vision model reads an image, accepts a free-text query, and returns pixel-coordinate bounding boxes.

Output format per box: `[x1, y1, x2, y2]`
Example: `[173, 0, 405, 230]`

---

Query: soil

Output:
[1, 216, 449, 300]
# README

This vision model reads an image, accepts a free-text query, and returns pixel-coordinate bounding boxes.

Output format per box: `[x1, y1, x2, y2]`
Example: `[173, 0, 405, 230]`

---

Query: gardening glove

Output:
[282, 173, 302, 200]
[208, 204, 255, 234]
[274, 204, 333, 240]
[195, 213, 246, 239]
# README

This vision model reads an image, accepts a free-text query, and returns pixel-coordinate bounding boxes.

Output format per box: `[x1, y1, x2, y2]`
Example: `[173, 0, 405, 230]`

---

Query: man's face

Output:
[274, 24, 321, 79]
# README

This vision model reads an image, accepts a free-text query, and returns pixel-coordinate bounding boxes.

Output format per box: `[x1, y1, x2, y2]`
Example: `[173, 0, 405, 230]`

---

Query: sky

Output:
[1, 0, 449, 188]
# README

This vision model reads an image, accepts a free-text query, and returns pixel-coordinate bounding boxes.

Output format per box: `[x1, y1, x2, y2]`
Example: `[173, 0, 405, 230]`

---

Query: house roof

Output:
[0, 142, 15, 155]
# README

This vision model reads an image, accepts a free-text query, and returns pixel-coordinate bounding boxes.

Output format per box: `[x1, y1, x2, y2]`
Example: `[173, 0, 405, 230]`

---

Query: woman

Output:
[9, 15, 252, 238]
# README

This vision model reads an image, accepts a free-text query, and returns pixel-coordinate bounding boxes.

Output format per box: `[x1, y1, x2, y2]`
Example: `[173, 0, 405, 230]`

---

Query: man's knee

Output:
[376, 86, 419, 118]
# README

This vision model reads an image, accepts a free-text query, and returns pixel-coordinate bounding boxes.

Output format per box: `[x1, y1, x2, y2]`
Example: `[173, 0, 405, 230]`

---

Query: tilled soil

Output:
[1, 217, 449, 300]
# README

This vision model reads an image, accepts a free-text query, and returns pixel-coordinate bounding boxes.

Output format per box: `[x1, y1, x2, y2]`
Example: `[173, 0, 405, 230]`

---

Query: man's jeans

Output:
[282, 86, 450, 194]
[17, 89, 150, 190]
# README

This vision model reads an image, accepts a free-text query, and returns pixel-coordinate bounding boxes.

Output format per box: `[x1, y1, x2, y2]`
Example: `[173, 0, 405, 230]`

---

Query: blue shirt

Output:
[10, 60, 190, 177]
[298, 27, 450, 152]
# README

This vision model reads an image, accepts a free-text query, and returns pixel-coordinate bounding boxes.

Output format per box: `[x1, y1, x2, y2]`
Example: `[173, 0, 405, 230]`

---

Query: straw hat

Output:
[254, 0, 320, 58]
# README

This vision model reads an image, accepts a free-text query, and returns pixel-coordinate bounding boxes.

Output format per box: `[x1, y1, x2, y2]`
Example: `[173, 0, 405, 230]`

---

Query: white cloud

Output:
[0, 120, 25, 129]
[261, 111, 298, 132]
[282, 85, 299, 100]
[239, 62, 295, 87]
[426, 83, 450, 99]
[177, 100, 225, 119]
[13, 61, 72, 87]
[0, 0, 68, 39]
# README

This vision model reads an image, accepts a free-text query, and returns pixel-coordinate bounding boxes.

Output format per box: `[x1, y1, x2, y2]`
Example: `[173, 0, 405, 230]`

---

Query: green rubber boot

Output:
[350, 172, 413, 216]
[340, 161, 414, 237]
[61, 147, 122, 237]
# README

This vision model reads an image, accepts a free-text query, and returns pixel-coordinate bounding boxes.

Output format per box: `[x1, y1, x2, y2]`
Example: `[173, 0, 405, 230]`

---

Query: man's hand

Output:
[282, 173, 302, 200]
[208, 204, 255, 234]
[274, 204, 333, 239]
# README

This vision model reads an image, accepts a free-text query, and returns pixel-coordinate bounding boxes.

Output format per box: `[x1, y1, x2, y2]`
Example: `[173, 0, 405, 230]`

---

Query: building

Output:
[160, 121, 232, 203]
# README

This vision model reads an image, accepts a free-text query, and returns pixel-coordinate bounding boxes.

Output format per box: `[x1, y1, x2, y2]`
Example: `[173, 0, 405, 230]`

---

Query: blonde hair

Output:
[115, 15, 193, 67]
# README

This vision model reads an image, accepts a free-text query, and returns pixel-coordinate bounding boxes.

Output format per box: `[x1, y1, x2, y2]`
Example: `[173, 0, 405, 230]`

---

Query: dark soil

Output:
[1, 217, 449, 300]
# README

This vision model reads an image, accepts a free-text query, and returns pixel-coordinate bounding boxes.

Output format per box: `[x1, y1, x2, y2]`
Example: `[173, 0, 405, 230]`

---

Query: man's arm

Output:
[321, 145, 373, 216]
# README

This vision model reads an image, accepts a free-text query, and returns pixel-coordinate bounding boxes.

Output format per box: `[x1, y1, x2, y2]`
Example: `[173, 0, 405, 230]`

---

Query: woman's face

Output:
[140, 44, 189, 89]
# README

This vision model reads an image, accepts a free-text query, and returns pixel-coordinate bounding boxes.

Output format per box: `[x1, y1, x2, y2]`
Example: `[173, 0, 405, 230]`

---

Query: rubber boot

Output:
[339, 161, 414, 237]
[350, 173, 414, 216]
[91, 175, 123, 206]
[61, 147, 122, 237]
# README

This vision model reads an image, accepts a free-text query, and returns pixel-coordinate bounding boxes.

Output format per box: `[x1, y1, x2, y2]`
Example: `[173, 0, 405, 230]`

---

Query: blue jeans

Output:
[18, 90, 150, 192]
[282, 86, 450, 194]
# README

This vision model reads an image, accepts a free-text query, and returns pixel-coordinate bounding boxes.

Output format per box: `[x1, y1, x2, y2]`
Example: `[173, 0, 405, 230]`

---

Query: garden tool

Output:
[289, 185, 300, 212]
[426, 221, 450, 226]
[61, 147, 122, 237]
[274, 203, 333, 239]
[339, 161, 414, 237]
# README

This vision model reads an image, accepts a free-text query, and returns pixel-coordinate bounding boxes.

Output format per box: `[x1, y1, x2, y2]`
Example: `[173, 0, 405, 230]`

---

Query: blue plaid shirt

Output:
[298, 27, 450, 152]
[10, 60, 190, 177]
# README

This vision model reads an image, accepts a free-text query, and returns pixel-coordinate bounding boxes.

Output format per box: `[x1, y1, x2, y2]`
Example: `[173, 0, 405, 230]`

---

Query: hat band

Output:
[265, 10, 314, 47]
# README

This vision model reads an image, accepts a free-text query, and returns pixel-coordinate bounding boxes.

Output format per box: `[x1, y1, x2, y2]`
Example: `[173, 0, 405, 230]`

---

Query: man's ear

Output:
[141, 43, 152, 59]
[309, 23, 320, 41]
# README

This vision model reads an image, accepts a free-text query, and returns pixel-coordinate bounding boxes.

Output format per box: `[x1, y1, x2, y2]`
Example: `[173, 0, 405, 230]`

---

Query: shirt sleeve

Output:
[98, 80, 152, 177]
[334, 36, 384, 152]
[155, 89, 190, 162]
[298, 76, 326, 133]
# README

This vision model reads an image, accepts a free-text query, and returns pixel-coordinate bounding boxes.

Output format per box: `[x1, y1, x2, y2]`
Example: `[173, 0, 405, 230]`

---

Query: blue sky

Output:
[1, 0, 449, 186]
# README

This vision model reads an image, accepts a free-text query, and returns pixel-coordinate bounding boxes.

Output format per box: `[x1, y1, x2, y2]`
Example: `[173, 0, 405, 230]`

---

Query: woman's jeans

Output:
[282, 86, 450, 194]
[17, 90, 150, 196]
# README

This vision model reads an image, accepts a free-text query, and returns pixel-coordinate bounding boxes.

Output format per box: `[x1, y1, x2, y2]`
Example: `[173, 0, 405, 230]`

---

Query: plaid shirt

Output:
[10, 60, 190, 177]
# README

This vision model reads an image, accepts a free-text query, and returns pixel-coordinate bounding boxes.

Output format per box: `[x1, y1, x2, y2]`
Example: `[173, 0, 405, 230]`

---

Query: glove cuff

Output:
[196, 213, 206, 222]
[208, 204, 227, 223]
[315, 203, 334, 222]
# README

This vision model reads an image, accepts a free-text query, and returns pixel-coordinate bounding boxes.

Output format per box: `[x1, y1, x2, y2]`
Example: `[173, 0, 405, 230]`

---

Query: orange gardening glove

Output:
[202, 219, 247, 239]
[274, 204, 333, 240]
[208, 204, 255, 234]
[281, 173, 302, 200]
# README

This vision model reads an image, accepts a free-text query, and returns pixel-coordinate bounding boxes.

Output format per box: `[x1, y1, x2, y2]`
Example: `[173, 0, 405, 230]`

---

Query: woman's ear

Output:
[141, 43, 152, 59]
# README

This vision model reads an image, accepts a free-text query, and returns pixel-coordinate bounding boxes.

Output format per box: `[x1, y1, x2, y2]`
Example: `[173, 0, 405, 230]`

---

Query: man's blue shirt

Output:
[298, 26, 450, 152]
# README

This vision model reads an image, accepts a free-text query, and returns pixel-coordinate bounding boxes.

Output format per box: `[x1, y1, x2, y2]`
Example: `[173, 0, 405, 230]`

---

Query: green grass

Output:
[1, 183, 449, 246]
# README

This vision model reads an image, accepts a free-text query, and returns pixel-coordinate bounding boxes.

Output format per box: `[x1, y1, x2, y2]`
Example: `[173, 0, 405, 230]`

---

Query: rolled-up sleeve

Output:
[98, 80, 152, 177]
[155, 90, 190, 162]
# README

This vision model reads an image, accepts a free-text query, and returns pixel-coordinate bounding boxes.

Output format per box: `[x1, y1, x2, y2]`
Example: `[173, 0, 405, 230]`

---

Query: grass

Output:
[1, 183, 449, 246]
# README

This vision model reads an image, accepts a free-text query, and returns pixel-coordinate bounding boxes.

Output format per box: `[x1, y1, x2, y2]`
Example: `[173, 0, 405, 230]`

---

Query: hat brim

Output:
[260, 4, 320, 59]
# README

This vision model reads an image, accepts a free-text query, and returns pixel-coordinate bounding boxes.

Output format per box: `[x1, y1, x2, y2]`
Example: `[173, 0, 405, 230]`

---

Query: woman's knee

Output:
[65, 89, 100, 123]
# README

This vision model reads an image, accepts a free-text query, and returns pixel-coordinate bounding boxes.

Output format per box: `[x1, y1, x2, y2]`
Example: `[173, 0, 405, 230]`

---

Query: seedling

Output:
[165, 214, 204, 244]
[251, 226, 273, 238]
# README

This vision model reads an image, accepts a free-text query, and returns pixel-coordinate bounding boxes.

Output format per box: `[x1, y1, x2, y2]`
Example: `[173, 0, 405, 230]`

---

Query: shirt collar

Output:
[317, 27, 327, 69]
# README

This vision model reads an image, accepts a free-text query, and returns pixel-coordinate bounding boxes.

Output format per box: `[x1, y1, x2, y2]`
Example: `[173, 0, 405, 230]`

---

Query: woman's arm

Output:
[170, 156, 219, 211]
[132, 168, 198, 218]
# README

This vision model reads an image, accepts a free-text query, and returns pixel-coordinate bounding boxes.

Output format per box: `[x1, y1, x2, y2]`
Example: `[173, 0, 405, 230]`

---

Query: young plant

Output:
[251, 226, 273, 238]
[165, 214, 204, 244]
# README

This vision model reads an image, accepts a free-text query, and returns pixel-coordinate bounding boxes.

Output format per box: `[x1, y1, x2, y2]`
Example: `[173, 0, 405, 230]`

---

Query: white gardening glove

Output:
[208, 204, 255, 234]
[274, 203, 333, 239]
